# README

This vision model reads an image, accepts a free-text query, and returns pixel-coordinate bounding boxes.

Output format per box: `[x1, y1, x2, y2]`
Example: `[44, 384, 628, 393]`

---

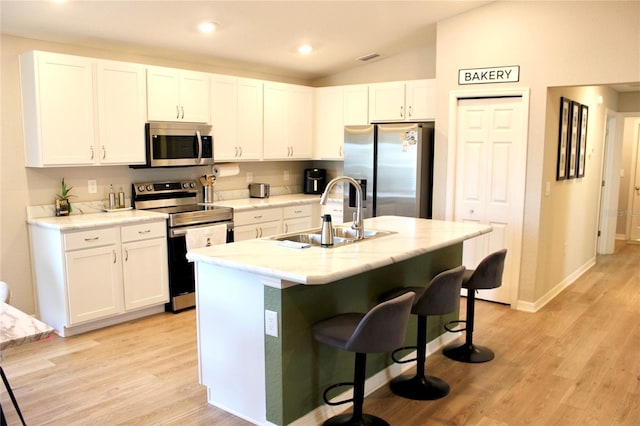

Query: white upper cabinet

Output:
[368, 79, 435, 122]
[212, 74, 263, 161]
[96, 60, 147, 165]
[314, 84, 368, 160]
[146, 66, 210, 123]
[20, 51, 148, 167]
[21, 51, 95, 167]
[263, 82, 312, 160]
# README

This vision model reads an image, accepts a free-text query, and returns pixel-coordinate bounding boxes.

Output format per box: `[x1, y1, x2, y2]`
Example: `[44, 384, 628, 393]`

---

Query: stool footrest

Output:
[391, 346, 417, 364]
[444, 319, 467, 333]
[323, 382, 354, 406]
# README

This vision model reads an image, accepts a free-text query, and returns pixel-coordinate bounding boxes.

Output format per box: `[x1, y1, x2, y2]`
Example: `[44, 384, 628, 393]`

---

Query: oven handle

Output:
[169, 222, 234, 239]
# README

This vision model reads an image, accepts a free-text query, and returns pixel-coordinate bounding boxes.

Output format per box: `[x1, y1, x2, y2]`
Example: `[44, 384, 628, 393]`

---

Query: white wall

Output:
[434, 1, 640, 305]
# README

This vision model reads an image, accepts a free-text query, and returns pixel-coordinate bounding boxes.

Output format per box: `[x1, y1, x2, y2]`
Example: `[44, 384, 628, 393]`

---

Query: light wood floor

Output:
[2, 242, 638, 425]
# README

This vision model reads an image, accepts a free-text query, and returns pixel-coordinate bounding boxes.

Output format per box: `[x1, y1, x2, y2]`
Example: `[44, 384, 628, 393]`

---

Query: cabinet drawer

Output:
[64, 228, 118, 251]
[121, 221, 166, 243]
[234, 208, 281, 225]
[283, 204, 311, 219]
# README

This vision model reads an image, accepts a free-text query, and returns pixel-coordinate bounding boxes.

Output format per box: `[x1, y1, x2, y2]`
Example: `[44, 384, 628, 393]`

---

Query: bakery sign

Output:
[458, 65, 520, 85]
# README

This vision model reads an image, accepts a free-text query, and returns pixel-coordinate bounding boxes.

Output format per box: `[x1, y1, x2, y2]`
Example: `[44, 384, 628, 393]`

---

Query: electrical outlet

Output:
[284, 170, 289, 181]
[247, 172, 253, 183]
[265, 310, 278, 337]
[88, 179, 97, 194]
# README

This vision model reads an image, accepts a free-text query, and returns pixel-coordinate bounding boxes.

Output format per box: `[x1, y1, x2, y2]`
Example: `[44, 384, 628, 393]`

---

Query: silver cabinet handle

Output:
[138, 229, 151, 235]
[400, 106, 404, 118]
[102, 145, 106, 160]
[284, 223, 288, 233]
[239, 146, 243, 157]
[408, 105, 413, 117]
[176, 106, 180, 119]
[84, 236, 99, 242]
[254, 215, 263, 219]
[255, 228, 259, 239]
[124, 248, 129, 262]
[90, 145, 94, 160]
[181, 106, 185, 119]
[112, 249, 117, 264]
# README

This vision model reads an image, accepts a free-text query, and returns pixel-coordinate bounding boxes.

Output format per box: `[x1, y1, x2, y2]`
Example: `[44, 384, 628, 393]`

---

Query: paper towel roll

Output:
[211, 163, 240, 177]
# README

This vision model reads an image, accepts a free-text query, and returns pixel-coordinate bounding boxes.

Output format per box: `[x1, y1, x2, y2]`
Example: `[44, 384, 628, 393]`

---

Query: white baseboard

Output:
[514, 256, 596, 313]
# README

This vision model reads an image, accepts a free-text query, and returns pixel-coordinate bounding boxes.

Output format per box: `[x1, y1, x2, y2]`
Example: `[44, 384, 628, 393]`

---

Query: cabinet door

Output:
[234, 224, 261, 242]
[121, 238, 169, 310]
[263, 82, 290, 159]
[314, 86, 344, 160]
[96, 60, 146, 165]
[283, 217, 312, 234]
[65, 245, 123, 324]
[288, 85, 313, 159]
[256, 220, 283, 239]
[179, 70, 210, 123]
[146, 66, 181, 121]
[405, 79, 435, 121]
[369, 81, 405, 122]
[343, 84, 369, 125]
[211, 74, 239, 161]
[236, 78, 263, 160]
[21, 51, 95, 166]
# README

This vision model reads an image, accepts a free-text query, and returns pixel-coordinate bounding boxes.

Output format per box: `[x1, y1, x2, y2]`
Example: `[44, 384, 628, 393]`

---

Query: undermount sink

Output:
[269, 226, 395, 248]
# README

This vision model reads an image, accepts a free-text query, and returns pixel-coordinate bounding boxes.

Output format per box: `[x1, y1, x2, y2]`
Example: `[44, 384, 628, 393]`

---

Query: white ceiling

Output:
[0, 0, 493, 81]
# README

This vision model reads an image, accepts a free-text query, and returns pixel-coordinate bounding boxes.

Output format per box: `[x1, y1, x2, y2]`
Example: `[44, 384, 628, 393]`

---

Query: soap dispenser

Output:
[320, 214, 334, 247]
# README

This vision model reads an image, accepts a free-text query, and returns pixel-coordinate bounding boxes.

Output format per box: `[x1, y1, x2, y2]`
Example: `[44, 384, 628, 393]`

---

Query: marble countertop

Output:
[186, 216, 492, 286]
[1, 302, 54, 351]
[202, 193, 323, 212]
[26, 209, 168, 231]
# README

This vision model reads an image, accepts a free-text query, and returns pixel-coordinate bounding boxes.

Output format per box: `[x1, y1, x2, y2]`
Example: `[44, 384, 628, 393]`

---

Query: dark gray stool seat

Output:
[384, 265, 465, 400]
[312, 292, 415, 426]
[443, 249, 507, 363]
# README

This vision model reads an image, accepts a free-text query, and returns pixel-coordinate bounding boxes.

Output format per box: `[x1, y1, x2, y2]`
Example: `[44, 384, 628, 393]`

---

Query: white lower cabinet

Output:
[282, 205, 312, 234]
[30, 219, 168, 336]
[234, 208, 283, 242]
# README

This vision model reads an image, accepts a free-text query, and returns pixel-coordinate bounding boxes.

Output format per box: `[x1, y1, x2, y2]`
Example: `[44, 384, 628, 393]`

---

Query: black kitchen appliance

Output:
[304, 168, 327, 194]
[132, 180, 233, 312]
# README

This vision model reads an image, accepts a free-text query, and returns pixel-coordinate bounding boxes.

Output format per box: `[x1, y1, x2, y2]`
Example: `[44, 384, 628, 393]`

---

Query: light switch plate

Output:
[265, 310, 278, 337]
[88, 179, 97, 194]
[247, 172, 253, 183]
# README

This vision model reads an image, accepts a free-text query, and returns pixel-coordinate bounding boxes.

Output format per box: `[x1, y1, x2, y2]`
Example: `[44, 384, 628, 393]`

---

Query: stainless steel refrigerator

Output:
[343, 122, 434, 222]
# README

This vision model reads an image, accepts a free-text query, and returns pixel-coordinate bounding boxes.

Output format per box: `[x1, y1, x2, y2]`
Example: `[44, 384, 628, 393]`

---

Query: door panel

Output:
[456, 97, 526, 304]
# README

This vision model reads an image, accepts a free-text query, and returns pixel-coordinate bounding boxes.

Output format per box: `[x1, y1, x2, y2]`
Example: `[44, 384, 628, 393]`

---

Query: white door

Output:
[455, 97, 527, 304]
[629, 120, 640, 242]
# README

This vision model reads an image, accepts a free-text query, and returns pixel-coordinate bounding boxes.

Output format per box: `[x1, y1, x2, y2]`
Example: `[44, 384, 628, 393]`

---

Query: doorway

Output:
[627, 118, 640, 242]
[449, 88, 530, 306]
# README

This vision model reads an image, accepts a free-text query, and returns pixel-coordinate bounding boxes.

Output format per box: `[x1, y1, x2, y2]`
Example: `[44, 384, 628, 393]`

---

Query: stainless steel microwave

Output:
[141, 122, 214, 167]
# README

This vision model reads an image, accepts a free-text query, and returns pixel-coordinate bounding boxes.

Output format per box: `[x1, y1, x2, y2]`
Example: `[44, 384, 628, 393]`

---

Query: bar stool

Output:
[443, 249, 507, 363]
[312, 292, 415, 426]
[384, 265, 465, 400]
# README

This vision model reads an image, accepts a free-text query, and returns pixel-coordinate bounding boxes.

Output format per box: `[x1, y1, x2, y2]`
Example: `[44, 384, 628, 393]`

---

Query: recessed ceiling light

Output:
[198, 22, 217, 33]
[298, 44, 313, 55]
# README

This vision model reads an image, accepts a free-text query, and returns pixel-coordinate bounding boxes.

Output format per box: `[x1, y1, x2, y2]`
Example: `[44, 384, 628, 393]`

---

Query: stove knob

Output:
[137, 185, 146, 192]
[189, 182, 196, 188]
[146, 184, 153, 191]
[182, 182, 189, 189]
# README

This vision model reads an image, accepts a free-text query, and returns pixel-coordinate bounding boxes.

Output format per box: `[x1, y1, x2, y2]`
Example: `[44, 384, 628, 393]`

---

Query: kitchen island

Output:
[186, 216, 491, 426]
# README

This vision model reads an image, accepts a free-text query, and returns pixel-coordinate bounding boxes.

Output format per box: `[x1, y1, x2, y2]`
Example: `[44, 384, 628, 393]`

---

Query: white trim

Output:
[514, 257, 595, 312]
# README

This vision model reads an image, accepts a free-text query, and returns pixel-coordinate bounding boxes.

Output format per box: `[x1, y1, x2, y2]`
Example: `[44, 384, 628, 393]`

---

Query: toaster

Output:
[249, 183, 270, 198]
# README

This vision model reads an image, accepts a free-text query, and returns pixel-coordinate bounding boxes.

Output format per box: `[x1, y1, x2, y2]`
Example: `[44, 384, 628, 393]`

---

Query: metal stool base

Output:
[443, 342, 494, 363]
[323, 413, 389, 426]
[390, 374, 450, 400]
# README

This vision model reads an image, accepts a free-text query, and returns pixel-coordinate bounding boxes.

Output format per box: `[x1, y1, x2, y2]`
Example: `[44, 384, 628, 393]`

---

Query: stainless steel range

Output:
[132, 180, 233, 312]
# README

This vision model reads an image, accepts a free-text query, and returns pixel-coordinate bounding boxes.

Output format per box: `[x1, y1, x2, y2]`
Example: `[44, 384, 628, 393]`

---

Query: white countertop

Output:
[202, 193, 322, 212]
[186, 216, 492, 286]
[26, 209, 168, 231]
[1, 301, 54, 351]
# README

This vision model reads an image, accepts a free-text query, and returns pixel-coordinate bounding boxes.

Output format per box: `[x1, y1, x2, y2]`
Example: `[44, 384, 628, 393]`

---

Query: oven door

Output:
[166, 221, 233, 312]
[147, 122, 214, 167]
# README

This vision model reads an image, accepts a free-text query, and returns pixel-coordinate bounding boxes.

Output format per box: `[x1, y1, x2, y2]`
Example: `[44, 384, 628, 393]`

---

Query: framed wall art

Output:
[577, 104, 588, 178]
[567, 100, 580, 179]
[556, 97, 571, 180]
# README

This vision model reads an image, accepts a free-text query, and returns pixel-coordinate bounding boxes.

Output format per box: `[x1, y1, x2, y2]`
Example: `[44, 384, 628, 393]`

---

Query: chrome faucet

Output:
[320, 176, 365, 240]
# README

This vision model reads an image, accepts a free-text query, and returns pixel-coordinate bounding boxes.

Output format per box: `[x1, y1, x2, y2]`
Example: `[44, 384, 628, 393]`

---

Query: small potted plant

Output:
[55, 178, 75, 216]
